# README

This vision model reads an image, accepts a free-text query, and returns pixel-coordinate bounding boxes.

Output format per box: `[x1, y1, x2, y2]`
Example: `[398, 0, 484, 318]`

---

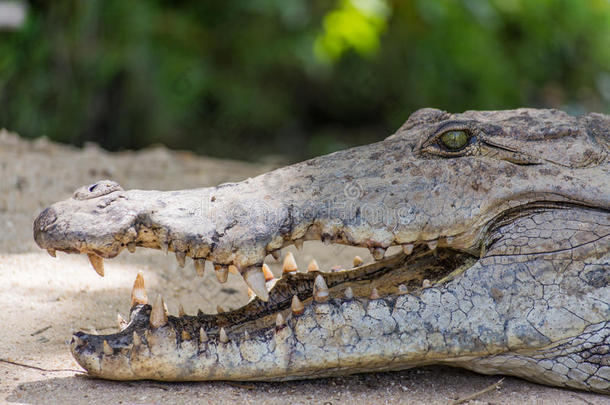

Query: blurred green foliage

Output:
[1, 0, 609, 161]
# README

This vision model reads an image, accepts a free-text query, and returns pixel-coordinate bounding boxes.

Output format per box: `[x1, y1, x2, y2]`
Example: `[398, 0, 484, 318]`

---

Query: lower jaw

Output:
[70, 247, 479, 380]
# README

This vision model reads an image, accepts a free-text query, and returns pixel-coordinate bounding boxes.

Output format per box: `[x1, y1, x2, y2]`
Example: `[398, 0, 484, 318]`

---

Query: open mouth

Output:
[67, 238, 478, 378]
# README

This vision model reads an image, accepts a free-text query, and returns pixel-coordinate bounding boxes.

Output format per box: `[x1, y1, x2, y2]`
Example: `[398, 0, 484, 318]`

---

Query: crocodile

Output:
[33, 108, 609, 392]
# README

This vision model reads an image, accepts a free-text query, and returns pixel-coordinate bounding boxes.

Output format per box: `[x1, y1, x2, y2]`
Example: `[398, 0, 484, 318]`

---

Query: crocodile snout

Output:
[33, 206, 58, 248]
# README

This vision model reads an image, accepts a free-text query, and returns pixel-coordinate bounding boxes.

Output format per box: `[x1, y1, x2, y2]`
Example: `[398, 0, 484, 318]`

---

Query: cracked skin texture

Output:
[33, 108, 610, 393]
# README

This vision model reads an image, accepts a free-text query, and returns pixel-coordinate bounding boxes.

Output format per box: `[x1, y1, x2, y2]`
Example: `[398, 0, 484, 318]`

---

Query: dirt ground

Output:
[0, 130, 608, 404]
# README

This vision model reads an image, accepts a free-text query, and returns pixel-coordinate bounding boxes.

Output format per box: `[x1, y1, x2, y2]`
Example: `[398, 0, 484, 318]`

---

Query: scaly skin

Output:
[33, 108, 609, 392]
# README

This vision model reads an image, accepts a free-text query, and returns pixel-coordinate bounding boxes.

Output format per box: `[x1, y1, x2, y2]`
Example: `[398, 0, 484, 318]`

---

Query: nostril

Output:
[73, 180, 124, 200]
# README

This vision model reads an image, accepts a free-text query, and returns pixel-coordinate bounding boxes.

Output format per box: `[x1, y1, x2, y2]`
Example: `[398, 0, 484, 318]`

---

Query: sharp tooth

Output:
[446, 236, 454, 245]
[322, 236, 331, 246]
[87, 253, 105, 277]
[344, 287, 354, 299]
[370, 288, 380, 300]
[427, 240, 438, 251]
[353, 256, 363, 267]
[276, 313, 285, 328]
[74, 336, 85, 347]
[132, 331, 141, 347]
[398, 284, 408, 294]
[214, 265, 229, 283]
[262, 263, 274, 282]
[117, 313, 128, 331]
[219, 327, 229, 343]
[247, 288, 255, 300]
[243, 266, 269, 302]
[181, 330, 191, 340]
[175, 251, 186, 268]
[150, 295, 168, 328]
[217, 305, 225, 314]
[160, 240, 169, 255]
[131, 271, 149, 306]
[282, 252, 298, 273]
[370, 247, 386, 261]
[228, 265, 239, 275]
[178, 304, 186, 317]
[127, 242, 136, 253]
[271, 250, 281, 261]
[291, 295, 304, 315]
[194, 259, 206, 277]
[199, 327, 208, 343]
[307, 259, 320, 272]
[402, 243, 414, 255]
[294, 238, 304, 250]
[47, 249, 56, 258]
[244, 330, 250, 340]
[422, 279, 432, 288]
[313, 275, 329, 303]
[102, 340, 113, 355]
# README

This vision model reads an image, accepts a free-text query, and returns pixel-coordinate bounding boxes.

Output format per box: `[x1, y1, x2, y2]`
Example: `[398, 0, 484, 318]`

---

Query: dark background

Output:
[1, 0, 609, 161]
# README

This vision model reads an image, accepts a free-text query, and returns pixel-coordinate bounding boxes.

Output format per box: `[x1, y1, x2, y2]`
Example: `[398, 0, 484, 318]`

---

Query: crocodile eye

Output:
[439, 130, 469, 150]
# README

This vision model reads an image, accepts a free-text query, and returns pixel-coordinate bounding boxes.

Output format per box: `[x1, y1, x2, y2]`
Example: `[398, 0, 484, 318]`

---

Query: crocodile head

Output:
[33, 108, 610, 392]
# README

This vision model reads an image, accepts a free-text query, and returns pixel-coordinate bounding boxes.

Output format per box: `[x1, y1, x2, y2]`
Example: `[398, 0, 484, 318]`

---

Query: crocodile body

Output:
[33, 108, 609, 392]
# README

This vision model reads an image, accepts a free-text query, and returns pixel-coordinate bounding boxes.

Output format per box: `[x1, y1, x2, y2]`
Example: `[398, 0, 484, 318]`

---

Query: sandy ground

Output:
[0, 130, 608, 404]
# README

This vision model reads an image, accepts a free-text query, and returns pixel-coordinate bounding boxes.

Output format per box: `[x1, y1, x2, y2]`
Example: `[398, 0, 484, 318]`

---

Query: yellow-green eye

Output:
[440, 130, 469, 150]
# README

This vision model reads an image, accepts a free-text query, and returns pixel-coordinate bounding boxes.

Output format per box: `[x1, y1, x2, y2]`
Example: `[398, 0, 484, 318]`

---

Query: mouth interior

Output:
[73, 244, 478, 351]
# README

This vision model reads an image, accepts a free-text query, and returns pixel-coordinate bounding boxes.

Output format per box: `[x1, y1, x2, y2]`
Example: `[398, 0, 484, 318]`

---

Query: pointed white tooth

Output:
[127, 242, 136, 253]
[178, 304, 186, 317]
[422, 279, 432, 288]
[244, 330, 250, 340]
[214, 265, 229, 283]
[398, 284, 408, 294]
[199, 327, 208, 343]
[370, 288, 380, 300]
[370, 247, 386, 261]
[219, 327, 229, 343]
[74, 336, 86, 347]
[262, 263, 274, 282]
[102, 340, 113, 355]
[307, 259, 320, 272]
[131, 271, 149, 306]
[313, 274, 329, 303]
[132, 331, 141, 347]
[47, 249, 56, 258]
[150, 295, 168, 328]
[276, 313, 285, 328]
[160, 240, 169, 254]
[344, 287, 354, 300]
[271, 250, 281, 261]
[117, 313, 128, 331]
[446, 236, 454, 245]
[181, 330, 191, 341]
[294, 238, 304, 250]
[175, 251, 186, 268]
[402, 243, 414, 255]
[247, 288, 255, 300]
[427, 240, 438, 251]
[282, 252, 298, 274]
[243, 266, 269, 302]
[228, 265, 240, 275]
[353, 256, 363, 267]
[87, 253, 105, 277]
[217, 305, 225, 314]
[194, 259, 206, 277]
[291, 295, 304, 315]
